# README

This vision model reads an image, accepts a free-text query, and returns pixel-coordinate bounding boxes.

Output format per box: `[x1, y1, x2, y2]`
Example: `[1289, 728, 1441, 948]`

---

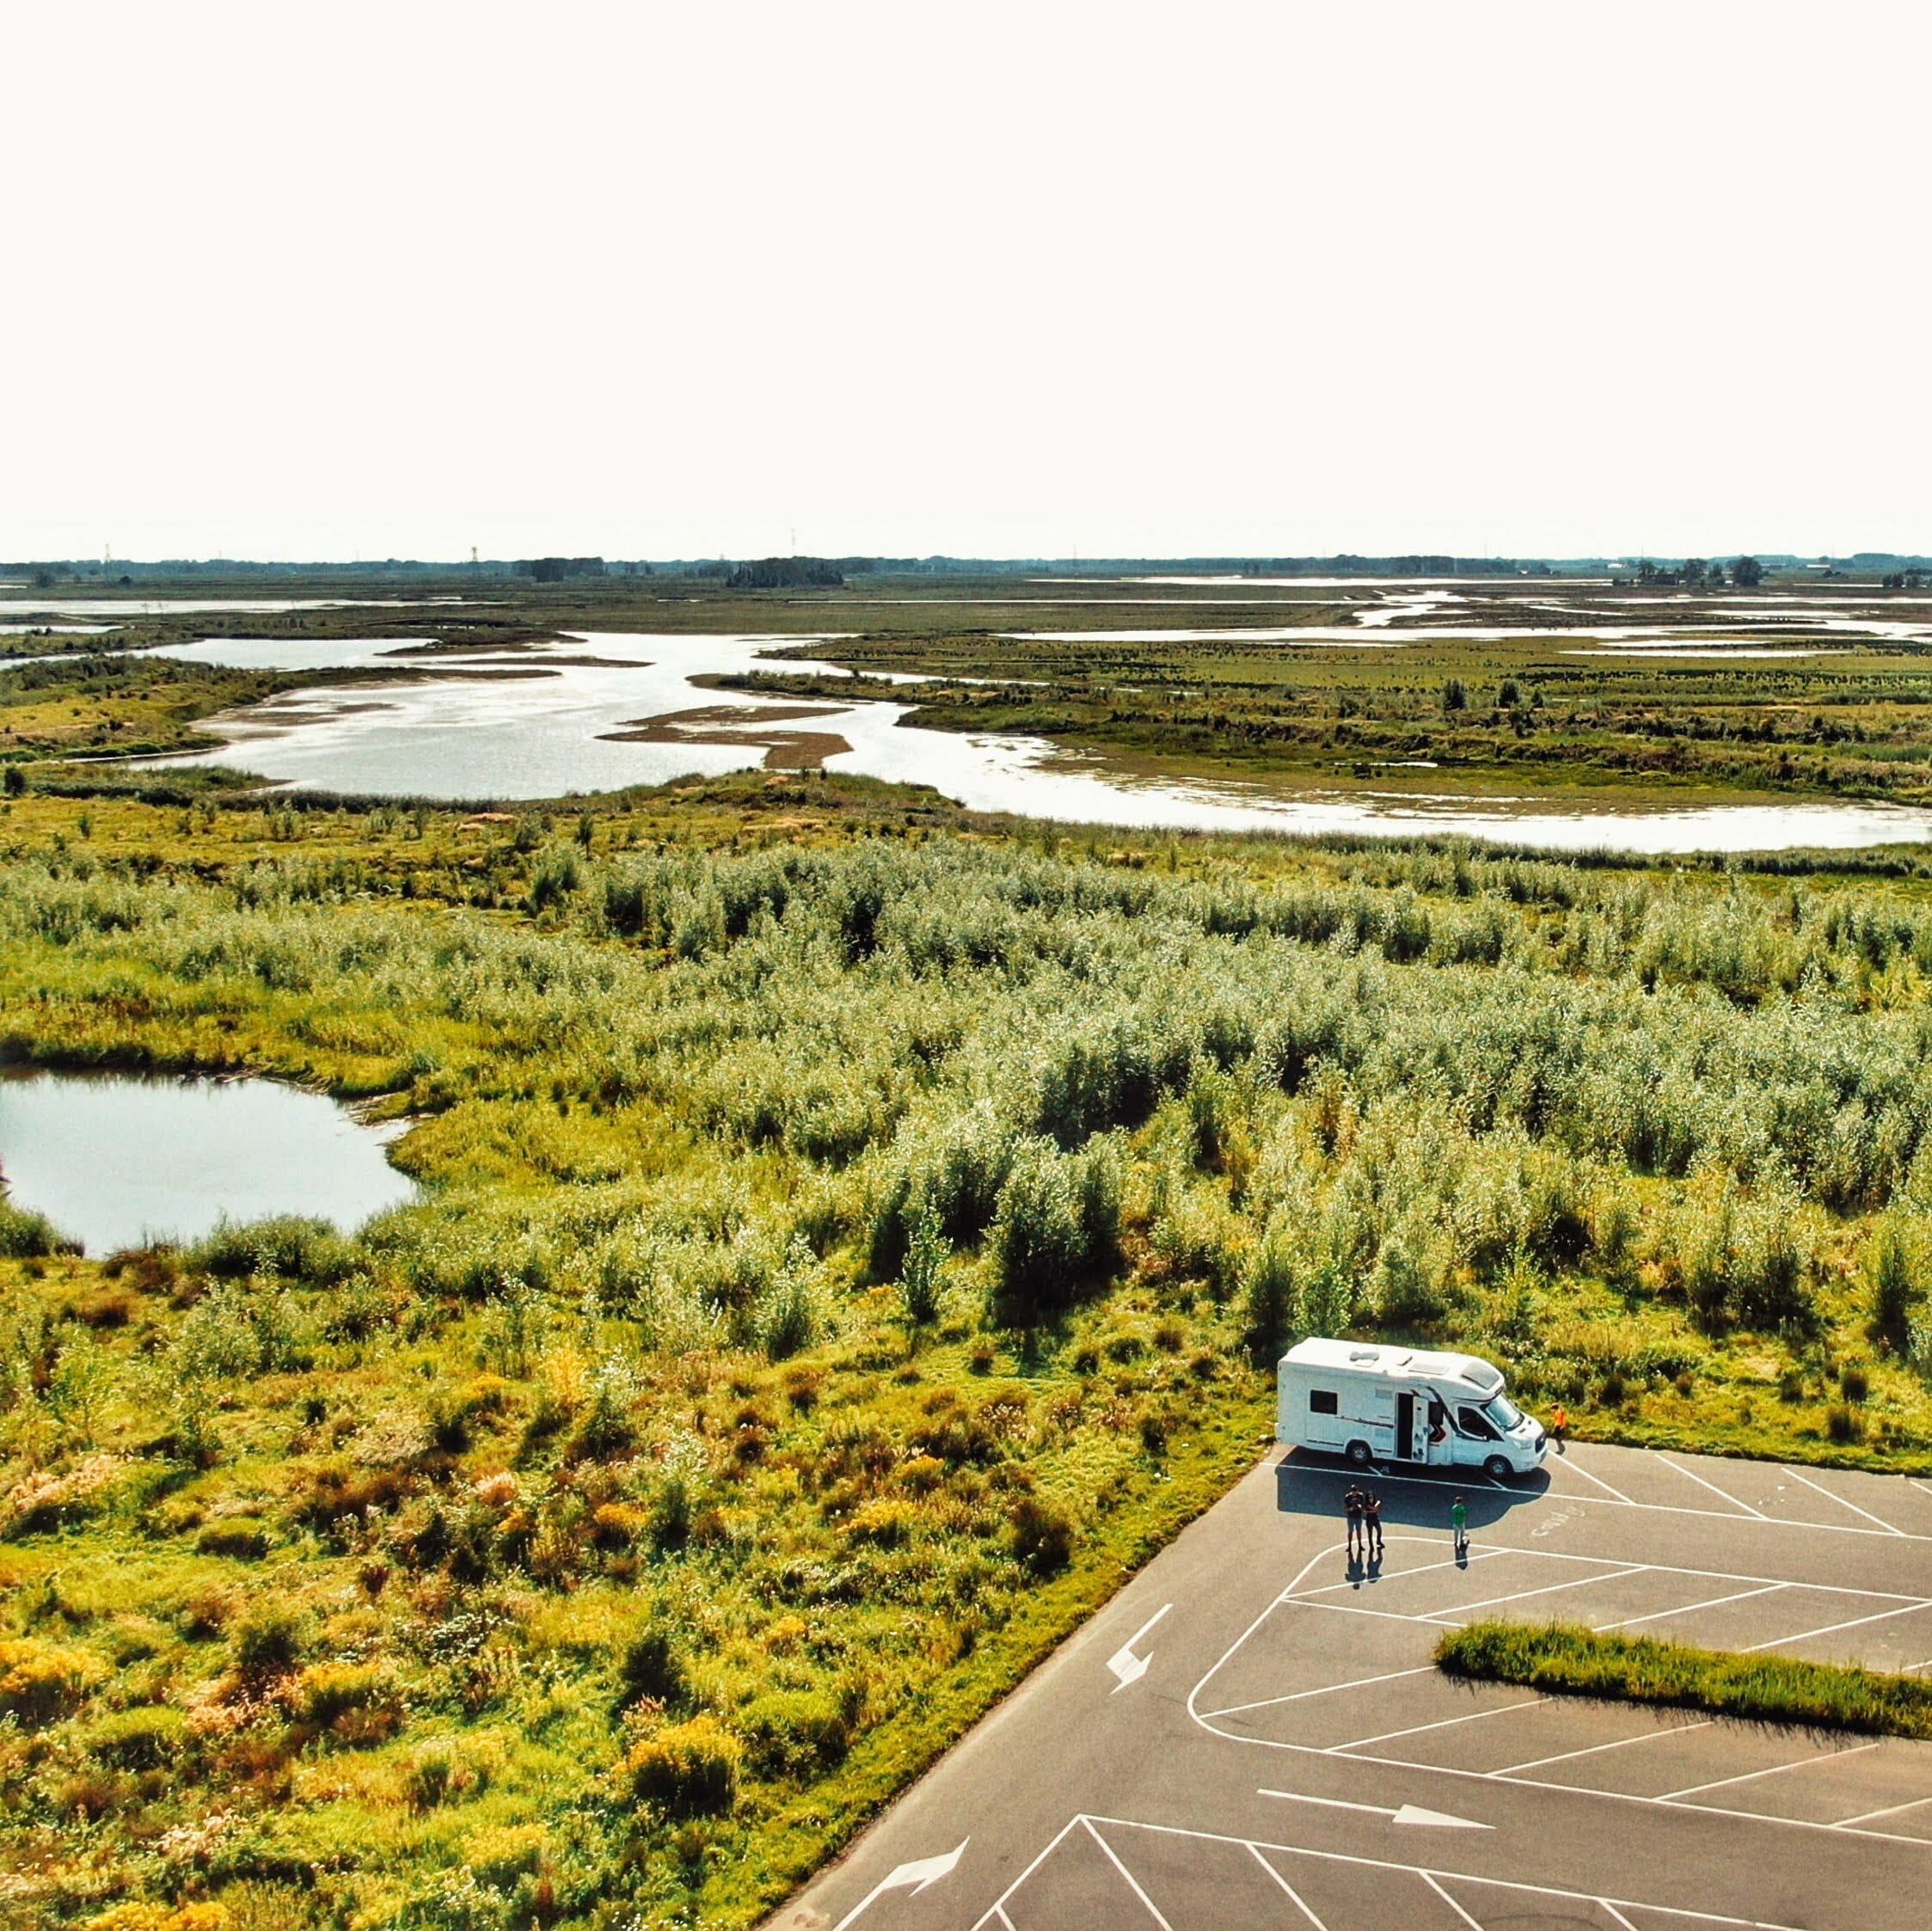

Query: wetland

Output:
[6, 567, 1932, 1928]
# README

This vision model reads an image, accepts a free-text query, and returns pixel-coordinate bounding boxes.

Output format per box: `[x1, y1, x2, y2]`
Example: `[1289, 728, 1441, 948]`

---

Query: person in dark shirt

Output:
[1364, 1490, 1384, 1563]
[1343, 1483, 1366, 1560]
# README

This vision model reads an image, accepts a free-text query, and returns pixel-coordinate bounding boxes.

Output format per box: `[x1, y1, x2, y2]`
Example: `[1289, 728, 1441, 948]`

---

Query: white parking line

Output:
[1555, 1456, 1637, 1505]
[1659, 1454, 1769, 1518]
[1291, 1597, 1458, 1629]
[1420, 1563, 1644, 1626]
[1232, 1727, 1932, 1849]
[1743, 1600, 1929, 1652]
[1659, 1741, 1881, 1802]
[1420, 1871, 1485, 1929]
[1329, 1543, 1927, 1607]
[1193, 1544, 1932, 1849]
[1294, 1546, 1509, 1600]
[1600, 1902, 1641, 1931]
[1083, 1818, 1174, 1929]
[1601, 1582, 1789, 1630]
[1281, 1454, 1932, 1542]
[1247, 1844, 1330, 1928]
[1077, 1816, 1808, 1930]
[1835, 1791, 1932, 1829]
[1782, 1466, 1905, 1536]
[969, 1816, 1082, 1931]
[1331, 1695, 1548, 1754]
[1200, 1663, 1435, 1721]
[1494, 1718, 1715, 1777]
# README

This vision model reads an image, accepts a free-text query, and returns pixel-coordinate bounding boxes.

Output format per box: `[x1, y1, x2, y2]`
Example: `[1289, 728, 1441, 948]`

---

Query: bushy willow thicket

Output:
[3, 822, 1932, 1930]
[9, 835, 1932, 1349]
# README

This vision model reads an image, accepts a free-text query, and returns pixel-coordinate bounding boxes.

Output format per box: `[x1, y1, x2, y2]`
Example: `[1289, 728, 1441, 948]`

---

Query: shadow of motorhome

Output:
[1273, 1447, 1550, 1533]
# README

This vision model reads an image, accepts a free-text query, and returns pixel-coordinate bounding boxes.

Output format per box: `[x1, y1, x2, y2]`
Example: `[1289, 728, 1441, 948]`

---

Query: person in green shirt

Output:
[1451, 1493, 1469, 1559]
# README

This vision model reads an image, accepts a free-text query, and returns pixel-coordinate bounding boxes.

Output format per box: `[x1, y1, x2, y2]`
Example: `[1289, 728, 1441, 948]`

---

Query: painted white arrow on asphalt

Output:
[1107, 1603, 1172, 1691]
[1260, 1788, 1492, 1830]
[832, 1840, 968, 1928]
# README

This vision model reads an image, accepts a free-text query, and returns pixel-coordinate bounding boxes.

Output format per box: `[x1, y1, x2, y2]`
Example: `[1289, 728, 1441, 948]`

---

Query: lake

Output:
[0, 1070, 416, 1254]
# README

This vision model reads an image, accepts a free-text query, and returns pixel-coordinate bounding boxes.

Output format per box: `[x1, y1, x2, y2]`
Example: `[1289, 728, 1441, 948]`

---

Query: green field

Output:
[3, 771, 1932, 1928]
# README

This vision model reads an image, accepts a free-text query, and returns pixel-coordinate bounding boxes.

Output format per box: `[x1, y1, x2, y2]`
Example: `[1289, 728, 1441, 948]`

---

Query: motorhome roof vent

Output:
[1347, 1348, 1380, 1363]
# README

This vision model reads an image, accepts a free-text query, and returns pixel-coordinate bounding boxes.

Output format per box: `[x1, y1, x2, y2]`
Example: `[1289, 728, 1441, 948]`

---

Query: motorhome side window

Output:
[1309, 1389, 1339, 1415]
[1457, 1405, 1499, 1439]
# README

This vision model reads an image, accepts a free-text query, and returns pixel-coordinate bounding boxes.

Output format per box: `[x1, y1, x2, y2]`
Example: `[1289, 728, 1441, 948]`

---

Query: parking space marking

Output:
[1554, 1456, 1637, 1504]
[1602, 1582, 1789, 1629]
[1193, 1540, 1932, 1848]
[1659, 1454, 1768, 1517]
[1201, 1662, 1435, 1722]
[1284, 1455, 1932, 1542]
[1494, 1719, 1714, 1778]
[1293, 1547, 1511, 1602]
[968, 1815, 1082, 1931]
[1420, 1870, 1485, 1928]
[1246, 1845, 1329, 1928]
[1422, 1564, 1645, 1626]
[1331, 1697, 1549, 1755]
[1743, 1600, 1929, 1651]
[1782, 1466, 1905, 1536]
[1212, 1726, 1932, 1848]
[1082, 1817, 1174, 1928]
[1659, 1741, 1882, 1802]
[1027, 1815, 1813, 1930]
[1837, 1792, 1932, 1828]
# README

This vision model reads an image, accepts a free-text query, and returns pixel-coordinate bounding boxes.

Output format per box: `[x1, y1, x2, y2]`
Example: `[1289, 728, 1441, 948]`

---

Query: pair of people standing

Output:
[1342, 1483, 1383, 1561]
[1345, 1483, 1469, 1560]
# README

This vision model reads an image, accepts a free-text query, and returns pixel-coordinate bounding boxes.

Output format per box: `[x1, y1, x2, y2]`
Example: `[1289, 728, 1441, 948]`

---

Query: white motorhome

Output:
[1277, 1338, 1548, 1480]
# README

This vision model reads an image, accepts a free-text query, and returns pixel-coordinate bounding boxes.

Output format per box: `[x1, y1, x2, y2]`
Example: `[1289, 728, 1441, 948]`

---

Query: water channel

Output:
[125, 629, 1932, 853]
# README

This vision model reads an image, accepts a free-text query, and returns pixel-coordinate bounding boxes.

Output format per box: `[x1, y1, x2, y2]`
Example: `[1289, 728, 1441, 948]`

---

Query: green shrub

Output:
[617, 1630, 689, 1710]
[1241, 1221, 1296, 1361]
[0, 1200, 64, 1259]
[230, 1600, 308, 1678]
[624, 1713, 742, 1816]
[899, 1200, 948, 1329]
[989, 1137, 1120, 1325]
[1870, 1222, 1917, 1351]
[85, 1702, 187, 1770]
[195, 1518, 268, 1560]
[738, 1689, 850, 1778]
[1010, 1495, 1074, 1575]
[0, 1636, 107, 1726]
[188, 1213, 355, 1284]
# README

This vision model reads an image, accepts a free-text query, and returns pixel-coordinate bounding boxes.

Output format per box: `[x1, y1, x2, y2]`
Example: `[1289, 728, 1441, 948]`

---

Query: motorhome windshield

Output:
[1485, 1394, 1524, 1431]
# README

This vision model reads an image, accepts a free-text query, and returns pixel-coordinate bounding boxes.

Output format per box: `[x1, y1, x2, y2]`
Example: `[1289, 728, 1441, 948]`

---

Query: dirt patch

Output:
[598, 704, 853, 769]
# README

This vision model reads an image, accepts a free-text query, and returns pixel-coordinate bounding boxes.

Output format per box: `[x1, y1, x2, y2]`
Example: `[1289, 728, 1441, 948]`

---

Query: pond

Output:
[124, 631, 1932, 853]
[0, 1070, 416, 1254]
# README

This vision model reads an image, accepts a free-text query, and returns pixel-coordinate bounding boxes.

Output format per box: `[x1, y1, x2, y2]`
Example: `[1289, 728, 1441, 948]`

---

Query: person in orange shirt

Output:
[1551, 1402, 1568, 1452]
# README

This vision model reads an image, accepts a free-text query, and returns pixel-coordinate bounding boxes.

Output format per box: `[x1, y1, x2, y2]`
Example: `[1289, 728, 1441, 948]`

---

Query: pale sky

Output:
[8, 3, 1929, 563]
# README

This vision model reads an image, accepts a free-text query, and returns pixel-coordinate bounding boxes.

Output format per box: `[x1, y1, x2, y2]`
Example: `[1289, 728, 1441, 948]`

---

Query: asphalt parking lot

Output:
[772, 1440, 1932, 1930]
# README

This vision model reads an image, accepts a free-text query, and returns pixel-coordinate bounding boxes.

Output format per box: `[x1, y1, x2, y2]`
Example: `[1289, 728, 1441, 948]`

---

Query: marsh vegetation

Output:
[3, 735, 1932, 1925]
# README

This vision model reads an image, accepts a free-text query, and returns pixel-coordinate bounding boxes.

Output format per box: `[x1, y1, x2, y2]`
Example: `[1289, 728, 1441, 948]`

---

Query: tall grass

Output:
[1438, 1620, 1932, 1739]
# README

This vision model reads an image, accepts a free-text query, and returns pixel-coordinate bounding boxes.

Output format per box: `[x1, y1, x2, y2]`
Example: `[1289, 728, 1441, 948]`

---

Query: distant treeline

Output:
[726, 556, 847, 590]
[10, 551, 1932, 585]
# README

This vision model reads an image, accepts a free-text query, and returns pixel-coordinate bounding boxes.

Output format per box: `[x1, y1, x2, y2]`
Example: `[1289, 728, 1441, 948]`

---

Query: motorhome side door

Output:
[1393, 1390, 1416, 1460]
[1424, 1395, 1448, 1463]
